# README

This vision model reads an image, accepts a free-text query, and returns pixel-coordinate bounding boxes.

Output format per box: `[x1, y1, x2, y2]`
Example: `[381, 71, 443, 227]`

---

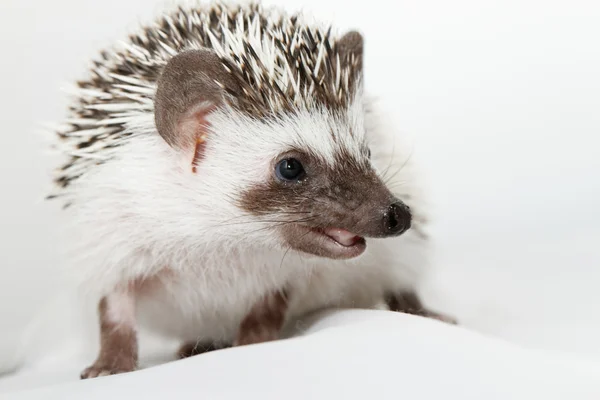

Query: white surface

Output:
[3, 310, 600, 400]
[1, 0, 600, 397]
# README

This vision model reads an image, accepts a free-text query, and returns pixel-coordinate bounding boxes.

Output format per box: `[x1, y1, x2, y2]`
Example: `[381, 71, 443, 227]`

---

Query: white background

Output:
[0, 0, 599, 362]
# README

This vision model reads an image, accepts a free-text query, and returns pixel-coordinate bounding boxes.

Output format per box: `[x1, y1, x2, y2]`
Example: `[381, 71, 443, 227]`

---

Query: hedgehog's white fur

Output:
[63, 93, 428, 343]
[53, 2, 430, 348]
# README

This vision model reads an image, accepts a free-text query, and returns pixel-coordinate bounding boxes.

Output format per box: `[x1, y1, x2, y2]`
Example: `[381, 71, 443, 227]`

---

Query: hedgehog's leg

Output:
[386, 291, 457, 325]
[81, 289, 138, 379]
[177, 340, 230, 359]
[234, 290, 289, 346]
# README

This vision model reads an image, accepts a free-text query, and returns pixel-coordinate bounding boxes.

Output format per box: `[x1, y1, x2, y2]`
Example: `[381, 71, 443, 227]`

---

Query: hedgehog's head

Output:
[154, 31, 411, 260]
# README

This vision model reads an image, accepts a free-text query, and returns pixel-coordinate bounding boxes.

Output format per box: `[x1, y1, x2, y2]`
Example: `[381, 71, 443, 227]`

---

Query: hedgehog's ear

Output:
[337, 30, 364, 74]
[155, 49, 239, 158]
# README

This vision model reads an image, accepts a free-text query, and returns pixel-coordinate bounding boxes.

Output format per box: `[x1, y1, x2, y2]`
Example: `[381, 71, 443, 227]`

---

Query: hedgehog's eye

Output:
[366, 148, 372, 159]
[275, 158, 305, 182]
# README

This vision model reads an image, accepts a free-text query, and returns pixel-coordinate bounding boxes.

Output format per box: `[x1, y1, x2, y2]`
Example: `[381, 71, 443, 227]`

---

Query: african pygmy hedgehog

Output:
[48, 1, 453, 378]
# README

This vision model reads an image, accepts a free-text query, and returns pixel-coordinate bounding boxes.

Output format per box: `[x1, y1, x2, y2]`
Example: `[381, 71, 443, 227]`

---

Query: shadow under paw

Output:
[177, 341, 230, 359]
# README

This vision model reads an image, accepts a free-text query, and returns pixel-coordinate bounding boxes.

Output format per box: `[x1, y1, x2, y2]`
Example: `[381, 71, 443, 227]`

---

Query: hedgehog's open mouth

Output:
[282, 225, 367, 260]
[314, 228, 364, 247]
[310, 227, 366, 259]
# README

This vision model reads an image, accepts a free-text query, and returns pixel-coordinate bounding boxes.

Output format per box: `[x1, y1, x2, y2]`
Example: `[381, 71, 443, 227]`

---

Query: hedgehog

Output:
[48, 1, 454, 379]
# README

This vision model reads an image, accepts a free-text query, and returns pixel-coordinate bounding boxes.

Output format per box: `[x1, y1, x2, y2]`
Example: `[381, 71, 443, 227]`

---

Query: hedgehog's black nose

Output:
[383, 202, 412, 236]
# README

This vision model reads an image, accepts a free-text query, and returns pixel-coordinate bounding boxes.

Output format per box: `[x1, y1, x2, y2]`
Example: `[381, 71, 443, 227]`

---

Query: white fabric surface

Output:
[2, 310, 600, 400]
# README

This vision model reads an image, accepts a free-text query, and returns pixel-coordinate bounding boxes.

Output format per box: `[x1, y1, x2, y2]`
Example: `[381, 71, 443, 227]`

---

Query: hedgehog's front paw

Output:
[234, 322, 281, 346]
[80, 359, 136, 379]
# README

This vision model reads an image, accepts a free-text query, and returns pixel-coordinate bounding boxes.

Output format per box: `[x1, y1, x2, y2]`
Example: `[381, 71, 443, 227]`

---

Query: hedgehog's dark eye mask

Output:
[275, 158, 306, 182]
[241, 146, 412, 260]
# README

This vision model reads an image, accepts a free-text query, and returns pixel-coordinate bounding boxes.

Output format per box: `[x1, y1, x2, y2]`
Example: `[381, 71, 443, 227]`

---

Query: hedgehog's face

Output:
[236, 130, 412, 259]
[153, 32, 411, 259]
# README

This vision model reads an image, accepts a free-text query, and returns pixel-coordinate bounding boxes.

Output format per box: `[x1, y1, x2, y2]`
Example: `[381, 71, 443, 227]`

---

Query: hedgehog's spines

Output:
[52, 2, 362, 197]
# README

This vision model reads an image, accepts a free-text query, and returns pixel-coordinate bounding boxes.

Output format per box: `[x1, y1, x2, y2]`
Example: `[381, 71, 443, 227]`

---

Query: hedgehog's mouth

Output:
[314, 227, 365, 247]
[308, 227, 366, 259]
[281, 224, 367, 260]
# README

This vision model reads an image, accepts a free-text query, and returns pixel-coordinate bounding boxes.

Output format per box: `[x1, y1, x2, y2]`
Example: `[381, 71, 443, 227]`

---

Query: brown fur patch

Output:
[235, 291, 289, 346]
[81, 296, 138, 379]
[238, 147, 391, 232]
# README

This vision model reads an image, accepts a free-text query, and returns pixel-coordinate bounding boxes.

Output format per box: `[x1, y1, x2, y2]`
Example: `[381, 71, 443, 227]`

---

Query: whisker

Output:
[384, 150, 414, 186]
[236, 217, 319, 236]
[278, 220, 324, 269]
[380, 142, 397, 180]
